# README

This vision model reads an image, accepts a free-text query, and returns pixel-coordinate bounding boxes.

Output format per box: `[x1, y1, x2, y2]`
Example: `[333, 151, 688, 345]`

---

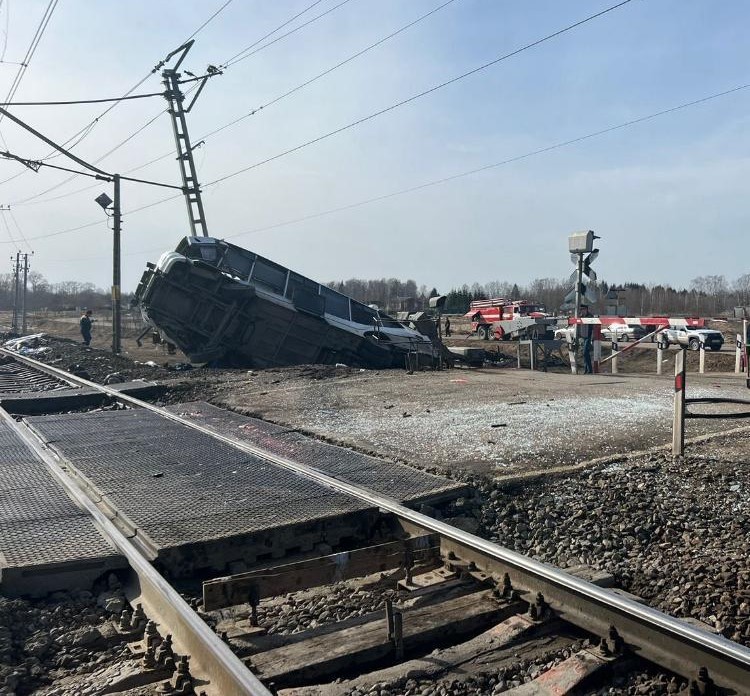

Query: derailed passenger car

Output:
[132, 237, 439, 369]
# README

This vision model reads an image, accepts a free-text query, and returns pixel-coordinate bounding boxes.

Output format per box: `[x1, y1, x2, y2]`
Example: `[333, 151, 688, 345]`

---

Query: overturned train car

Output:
[132, 237, 440, 369]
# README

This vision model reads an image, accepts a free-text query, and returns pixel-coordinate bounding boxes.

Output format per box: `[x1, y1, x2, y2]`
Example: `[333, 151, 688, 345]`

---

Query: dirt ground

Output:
[3, 312, 750, 695]
[3, 310, 749, 478]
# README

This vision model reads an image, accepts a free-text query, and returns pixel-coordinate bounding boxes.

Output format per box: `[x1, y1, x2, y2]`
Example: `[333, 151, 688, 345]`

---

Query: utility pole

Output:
[10, 251, 20, 334]
[21, 252, 29, 334]
[95, 180, 122, 354]
[161, 40, 219, 237]
[112, 174, 122, 353]
[0, 105, 182, 354]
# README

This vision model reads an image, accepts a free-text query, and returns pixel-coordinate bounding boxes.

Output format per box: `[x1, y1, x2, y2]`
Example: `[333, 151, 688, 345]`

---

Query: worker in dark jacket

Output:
[80, 310, 93, 346]
[444, 317, 451, 337]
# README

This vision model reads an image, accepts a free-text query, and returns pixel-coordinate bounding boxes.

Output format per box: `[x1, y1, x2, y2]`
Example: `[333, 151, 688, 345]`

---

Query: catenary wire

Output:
[0, 3, 230, 187]
[0, 0, 58, 119]
[0, 207, 16, 247]
[0, 0, 8, 64]
[201, 0, 459, 142]
[7, 82, 748, 248]
[4, 1, 362, 202]
[0, 0, 58, 150]
[222, 0, 355, 68]
[183, 0, 236, 43]
[220, 0, 326, 66]
[205, 0, 635, 187]
[218, 84, 750, 240]
[0, 90, 172, 106]
[8, 206, 31, 251]
[11, 83, 200, 205]
[13, 0, 459, 207]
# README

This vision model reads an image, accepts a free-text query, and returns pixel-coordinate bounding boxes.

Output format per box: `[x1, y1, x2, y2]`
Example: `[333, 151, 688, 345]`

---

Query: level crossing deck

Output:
[166, 401, 467, 506]
[0, 421, 123, 595]
[26, 407, 463, 578]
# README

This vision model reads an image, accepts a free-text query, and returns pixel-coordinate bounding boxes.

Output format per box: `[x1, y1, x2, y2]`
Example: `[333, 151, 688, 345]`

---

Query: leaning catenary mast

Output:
[161, 41, 220, 238]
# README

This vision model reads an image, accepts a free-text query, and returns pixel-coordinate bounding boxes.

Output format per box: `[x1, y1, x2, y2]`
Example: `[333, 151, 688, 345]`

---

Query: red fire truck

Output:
[465, 299, 553, 340]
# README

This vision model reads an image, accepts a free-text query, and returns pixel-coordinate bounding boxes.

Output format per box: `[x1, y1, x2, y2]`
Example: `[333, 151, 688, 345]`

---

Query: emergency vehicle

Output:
[465, 298, 554, 340]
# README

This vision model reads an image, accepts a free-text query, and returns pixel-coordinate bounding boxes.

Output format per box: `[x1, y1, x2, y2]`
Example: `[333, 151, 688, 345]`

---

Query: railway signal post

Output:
[566, 230, 600, 375]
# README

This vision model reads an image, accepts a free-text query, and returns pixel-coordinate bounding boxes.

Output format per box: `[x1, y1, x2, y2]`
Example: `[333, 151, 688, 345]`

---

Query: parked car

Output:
[659, 325, 724, 351]
[554, 324, 645, 342]
[600, 324, 644, 342]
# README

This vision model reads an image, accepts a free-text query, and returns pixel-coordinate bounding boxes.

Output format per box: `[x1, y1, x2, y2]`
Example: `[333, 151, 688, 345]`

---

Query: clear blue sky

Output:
[0, 0, 747, 293]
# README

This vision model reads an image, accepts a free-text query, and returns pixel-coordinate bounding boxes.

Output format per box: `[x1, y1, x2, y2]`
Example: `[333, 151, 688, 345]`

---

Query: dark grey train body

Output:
[133, 237, 437, 368]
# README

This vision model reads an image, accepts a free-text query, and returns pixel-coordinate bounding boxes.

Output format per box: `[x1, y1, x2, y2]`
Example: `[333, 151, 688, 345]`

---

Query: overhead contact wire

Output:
[205, 0, 635, 187]
[7, 83, 748, 247]
[220, 0, 326, 66]
[0, 2, 229, 191]
[10, 0, 445, 206]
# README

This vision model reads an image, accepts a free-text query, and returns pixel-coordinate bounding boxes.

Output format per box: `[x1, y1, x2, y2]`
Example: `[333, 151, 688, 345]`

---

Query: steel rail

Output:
[0, 378, 272, 696]
[2, 347, 750, 692]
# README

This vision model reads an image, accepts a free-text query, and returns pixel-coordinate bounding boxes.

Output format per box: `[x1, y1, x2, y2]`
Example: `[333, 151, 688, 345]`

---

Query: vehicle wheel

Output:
[620, 334, 630, 342]
[689, 338, 700, 351]
[477, 325, 490, 340]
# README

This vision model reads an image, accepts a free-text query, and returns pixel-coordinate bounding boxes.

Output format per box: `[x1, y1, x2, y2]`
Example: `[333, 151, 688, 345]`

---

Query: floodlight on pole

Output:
[95, 192, 113, 211]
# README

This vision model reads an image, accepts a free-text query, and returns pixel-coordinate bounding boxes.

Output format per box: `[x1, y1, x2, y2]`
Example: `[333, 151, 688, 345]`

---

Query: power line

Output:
[0, 0, 58, 115]
[0, 0, 8, 64]
[202, 0, 459, 141]
[221, 0, 326, 67]
[13, 0, 459, 207]
[0, 89, 169, 106]
[0, 149, 184, 190]
[12, 81, 202, 205]
[5, 0, 355, 202]
[8, 206, 31, 251]
[219, 84, 750, 241]
[0, 0, 59, 149]
[0, 3, 229, 186]
[183, 0, 236, 43]
[0, 206, 31, 252]
[0, 206, 16, 247]
[7, 82, 748, 247]
[205, 0, 635, 188]
[12, 108, 167, 205]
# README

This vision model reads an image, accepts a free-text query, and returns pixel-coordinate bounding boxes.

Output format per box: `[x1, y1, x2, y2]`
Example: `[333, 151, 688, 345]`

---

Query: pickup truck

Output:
[660, 325, 724, 351]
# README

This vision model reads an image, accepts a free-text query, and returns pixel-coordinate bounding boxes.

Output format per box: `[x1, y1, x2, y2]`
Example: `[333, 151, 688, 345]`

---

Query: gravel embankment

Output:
[460, 446, 750, 645]
[0, 575, 134, 695]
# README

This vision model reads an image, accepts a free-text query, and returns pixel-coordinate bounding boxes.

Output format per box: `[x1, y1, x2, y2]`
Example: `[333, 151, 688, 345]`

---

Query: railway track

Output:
[0, 353, 72, 393]
[1, 346, 749, 695]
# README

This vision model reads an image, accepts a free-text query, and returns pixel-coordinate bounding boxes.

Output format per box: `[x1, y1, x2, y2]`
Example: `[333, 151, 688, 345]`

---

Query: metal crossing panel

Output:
[166, 401, 468, 505]
[28, 410, 379, 565]
[0, 422, 121, 590]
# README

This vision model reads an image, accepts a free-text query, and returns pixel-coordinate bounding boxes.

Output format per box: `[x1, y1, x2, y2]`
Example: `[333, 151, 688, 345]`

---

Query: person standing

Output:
[80, 310, 93, 346]
[580, 304, 593, 374]
[444, 316, 451, 337]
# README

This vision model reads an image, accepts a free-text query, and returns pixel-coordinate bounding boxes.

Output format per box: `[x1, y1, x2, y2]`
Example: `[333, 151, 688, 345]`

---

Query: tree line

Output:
[331, 274, 750, 317]
[0, 271, 115, 312]
[1, 269, 747, 319]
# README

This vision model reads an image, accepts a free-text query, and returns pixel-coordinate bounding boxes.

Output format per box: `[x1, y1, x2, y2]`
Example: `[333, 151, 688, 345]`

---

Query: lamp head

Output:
[95, 192, 113, 210]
